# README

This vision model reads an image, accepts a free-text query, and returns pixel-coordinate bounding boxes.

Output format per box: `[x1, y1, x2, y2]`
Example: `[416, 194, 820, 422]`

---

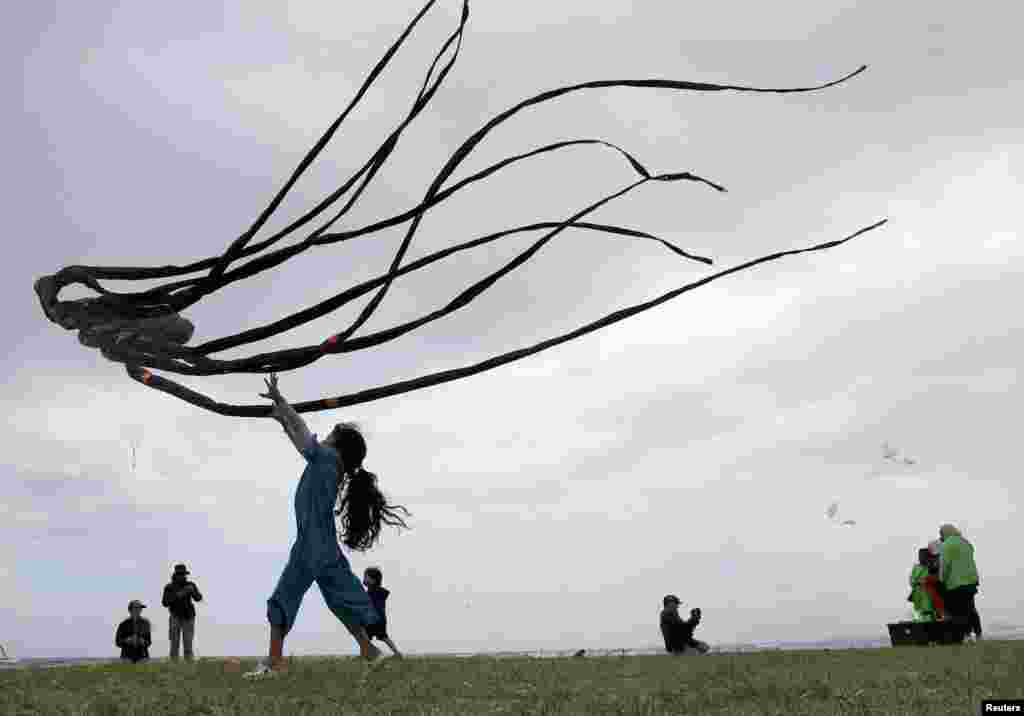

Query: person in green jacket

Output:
[909, 548, 938, 622]
[938, 524, 982, 642]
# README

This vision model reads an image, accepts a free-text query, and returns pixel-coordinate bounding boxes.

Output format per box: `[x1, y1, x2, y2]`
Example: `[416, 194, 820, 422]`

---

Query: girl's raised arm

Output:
[260, 374, 314, 457]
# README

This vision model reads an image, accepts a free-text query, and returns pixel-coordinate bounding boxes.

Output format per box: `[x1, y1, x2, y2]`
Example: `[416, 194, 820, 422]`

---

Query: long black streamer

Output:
[34, 0, 885, 417]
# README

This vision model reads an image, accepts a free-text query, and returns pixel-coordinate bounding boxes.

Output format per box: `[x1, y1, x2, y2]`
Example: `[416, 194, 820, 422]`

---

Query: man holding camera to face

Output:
[161, 563, 203, 661]
[660, 595, 710, 655]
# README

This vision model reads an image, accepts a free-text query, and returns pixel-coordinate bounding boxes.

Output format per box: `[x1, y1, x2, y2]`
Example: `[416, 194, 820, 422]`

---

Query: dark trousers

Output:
[169, 615, 195, 660]
[943, 585, 982, 642]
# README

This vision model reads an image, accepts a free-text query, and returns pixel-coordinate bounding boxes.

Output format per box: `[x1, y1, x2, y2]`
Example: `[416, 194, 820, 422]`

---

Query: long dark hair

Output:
[330, 423, 410, 551]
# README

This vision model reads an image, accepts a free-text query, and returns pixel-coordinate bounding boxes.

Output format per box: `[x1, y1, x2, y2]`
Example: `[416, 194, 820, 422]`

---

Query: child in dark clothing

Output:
[363, 567, 402, 657]
[115, 600, 152, 662]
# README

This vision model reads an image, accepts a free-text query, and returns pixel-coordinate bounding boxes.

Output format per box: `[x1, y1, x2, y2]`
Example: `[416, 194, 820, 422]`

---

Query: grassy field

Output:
[2, 641, 1022, 715]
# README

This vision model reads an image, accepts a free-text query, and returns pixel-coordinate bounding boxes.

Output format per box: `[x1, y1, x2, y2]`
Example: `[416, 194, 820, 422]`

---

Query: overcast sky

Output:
[5, 0, 1021, 659]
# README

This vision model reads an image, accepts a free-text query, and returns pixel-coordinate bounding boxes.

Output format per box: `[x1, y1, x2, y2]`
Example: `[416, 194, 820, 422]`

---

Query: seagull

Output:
[825, 501, 856, 526]
[881, 442, 917, 466]
[882, 442, 899, 460]
[867, 442, 918, 479]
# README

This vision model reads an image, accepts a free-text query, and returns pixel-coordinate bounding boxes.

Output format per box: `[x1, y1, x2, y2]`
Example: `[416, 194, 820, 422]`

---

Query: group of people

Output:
[115, 564, 204, 663]
[253, 373, 718, 674]
[116, 374, 990, 672]
[907, 524, 982, 643]
[112, 374, 406, 674]
[115, 561, 401, 665]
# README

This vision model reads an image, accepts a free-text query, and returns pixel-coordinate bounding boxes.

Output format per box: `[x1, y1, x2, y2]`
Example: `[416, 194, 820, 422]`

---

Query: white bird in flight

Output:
[867, 442, 918, 478]
[825, 501, 856, 526]
[882, 441, 917, 466]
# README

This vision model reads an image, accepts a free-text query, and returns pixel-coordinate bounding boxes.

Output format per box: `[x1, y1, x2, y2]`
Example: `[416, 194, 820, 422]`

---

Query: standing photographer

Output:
[161, 563, 203, 661]
[660, 595, 710, 655]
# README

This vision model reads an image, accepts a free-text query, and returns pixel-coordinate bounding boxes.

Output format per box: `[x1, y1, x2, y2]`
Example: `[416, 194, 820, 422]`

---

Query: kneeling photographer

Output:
[660, 595, 710, 655]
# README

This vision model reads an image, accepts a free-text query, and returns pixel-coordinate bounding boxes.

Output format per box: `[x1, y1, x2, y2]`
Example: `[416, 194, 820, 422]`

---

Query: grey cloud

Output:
[44, 526, 93, 539]
[419, 479, 568, 507]
[16, 473, 108, 500]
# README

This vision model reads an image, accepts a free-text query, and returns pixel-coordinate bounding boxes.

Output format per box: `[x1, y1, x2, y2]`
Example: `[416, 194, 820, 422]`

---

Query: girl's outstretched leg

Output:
[250, 557, 313, 676]
[316, 559, 385, 661]
[244, 626, 289, 679]
[269, 625, 287, 670]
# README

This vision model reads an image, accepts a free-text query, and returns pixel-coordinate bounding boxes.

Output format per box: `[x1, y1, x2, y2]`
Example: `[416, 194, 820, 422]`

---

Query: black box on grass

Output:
[887, 621, 959, 646]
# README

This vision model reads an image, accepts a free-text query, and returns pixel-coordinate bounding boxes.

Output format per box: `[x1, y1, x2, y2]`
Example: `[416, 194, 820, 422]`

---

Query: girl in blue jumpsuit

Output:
[247, 374, 409, 676]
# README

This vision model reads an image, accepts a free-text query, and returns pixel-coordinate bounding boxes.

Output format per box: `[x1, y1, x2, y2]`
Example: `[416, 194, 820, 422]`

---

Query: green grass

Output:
[3, 641, 1022, 715]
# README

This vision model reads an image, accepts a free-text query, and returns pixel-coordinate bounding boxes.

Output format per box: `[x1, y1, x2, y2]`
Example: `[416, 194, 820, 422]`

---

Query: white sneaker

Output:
[243, 660, 277, 679]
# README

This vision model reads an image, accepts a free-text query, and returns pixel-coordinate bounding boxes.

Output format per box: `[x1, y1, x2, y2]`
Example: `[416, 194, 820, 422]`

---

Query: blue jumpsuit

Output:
[266, 434, 381, 635]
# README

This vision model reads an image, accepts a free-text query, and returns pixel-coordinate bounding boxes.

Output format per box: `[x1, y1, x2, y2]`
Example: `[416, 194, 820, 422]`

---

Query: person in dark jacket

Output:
[115, 600, 152, 662]
[363, 567, 402, 657]
[660, 595, 709, 655]
[161, 563, 203, 660]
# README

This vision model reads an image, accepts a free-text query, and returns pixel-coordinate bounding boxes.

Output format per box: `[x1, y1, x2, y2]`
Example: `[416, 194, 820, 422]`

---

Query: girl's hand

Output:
[259, 373, 283, 402]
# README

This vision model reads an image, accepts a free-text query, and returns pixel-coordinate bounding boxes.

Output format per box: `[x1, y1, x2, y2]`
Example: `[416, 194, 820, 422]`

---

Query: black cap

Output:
[173, 564, 190, 576]
[128, 599, 146, 610]
[663, 594, 681, 607]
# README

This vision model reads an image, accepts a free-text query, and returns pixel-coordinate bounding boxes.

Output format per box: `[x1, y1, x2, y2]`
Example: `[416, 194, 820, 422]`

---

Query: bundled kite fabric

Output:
[34, 0, 886, 418]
